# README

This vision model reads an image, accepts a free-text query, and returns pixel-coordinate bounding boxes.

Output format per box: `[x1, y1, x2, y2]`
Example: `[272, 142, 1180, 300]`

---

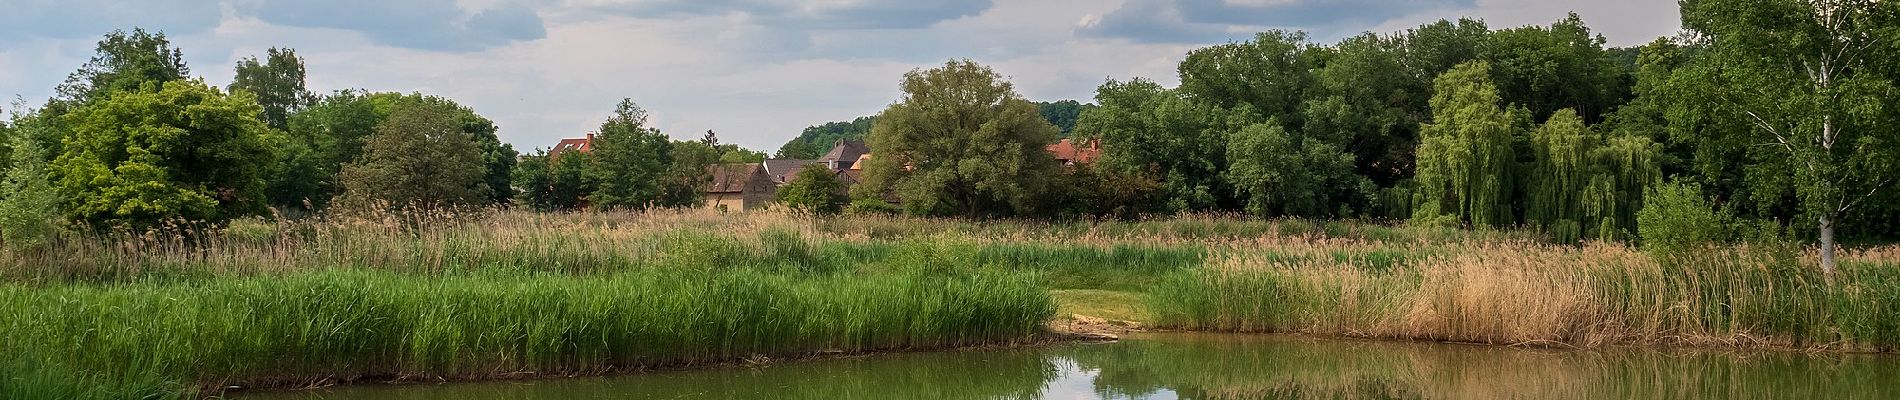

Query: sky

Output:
[0, 0, 1681, 154]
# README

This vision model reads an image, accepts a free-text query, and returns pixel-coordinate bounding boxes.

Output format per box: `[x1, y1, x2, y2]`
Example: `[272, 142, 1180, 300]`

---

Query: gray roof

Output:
[819, 139, 870, 165]
[763, 159, 818, 183]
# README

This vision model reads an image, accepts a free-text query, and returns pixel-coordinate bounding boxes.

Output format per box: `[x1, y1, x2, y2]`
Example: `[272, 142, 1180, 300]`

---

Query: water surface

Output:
[246, 333, 1900, 399]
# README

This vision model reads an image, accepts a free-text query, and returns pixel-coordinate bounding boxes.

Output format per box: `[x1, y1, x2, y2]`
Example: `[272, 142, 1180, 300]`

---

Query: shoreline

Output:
[228, 330, 1120, 396]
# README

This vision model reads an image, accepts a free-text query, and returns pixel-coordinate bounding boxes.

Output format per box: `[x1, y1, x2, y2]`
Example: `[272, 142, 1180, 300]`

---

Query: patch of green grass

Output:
[1053, 289, 1151, 323]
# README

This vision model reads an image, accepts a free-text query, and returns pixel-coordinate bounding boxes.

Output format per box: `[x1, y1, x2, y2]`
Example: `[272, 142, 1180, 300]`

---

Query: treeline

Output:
[833, 5, 1896, 276]
[0, 29, 769, 249]
[773, 101, 1092, 159]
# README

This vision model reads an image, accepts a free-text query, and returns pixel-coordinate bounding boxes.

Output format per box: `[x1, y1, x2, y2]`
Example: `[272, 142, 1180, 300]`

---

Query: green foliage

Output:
[512, 151, 592, 211]
[336, 101, 493, 209]
[1035, 100, 1091, 135]
[1076, 79, 1239, 213]
[1225, 120, 1372, 217]
[1637, 180, 1734, 255]
[53, 28, 189, 105]
[1411, 61, 1527, 228]
[1178, 31, 1319, 126]
[777, 116, 876, 159]
[273, 90, 383, 209]
[856, 60, 1063, 217]
[1484, 13, 1631, 123]
[1041, 163, 1167, 219]
[1528, 109, 1661, 242]
[271, 91, 515, 210]
[777, 166, 847, 215]
[1674, 0, 1900, 270]
[227, 47, 314, 131]
[53, 79, 275, 229]
[585, 99, 675, 210]
[0, 129, 64, 251]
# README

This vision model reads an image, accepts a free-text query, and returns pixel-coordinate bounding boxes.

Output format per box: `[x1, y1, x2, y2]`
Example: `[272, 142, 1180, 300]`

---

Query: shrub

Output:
[0, 132, 62, 252]
[1636, 180, 1733, 256]
[777, 167, 848, 215]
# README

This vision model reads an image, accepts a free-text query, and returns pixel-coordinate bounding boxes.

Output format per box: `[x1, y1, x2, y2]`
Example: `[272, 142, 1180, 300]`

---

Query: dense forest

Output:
[1, 2, 1896, 275]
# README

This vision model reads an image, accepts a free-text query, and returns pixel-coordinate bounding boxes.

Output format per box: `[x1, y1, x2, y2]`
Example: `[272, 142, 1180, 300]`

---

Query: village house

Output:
[549, 132, 595, 159]
[819, 139, 871, 170]
[539, 135, 1102, 211]
[1046, 138, 1102, 166]
[704, 163, 777, 212]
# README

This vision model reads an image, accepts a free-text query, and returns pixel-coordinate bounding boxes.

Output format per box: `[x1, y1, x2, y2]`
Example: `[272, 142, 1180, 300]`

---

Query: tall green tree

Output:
[53, 80, 276, 229]
[1226, 120, 1371, 217]
[1305, 32, 1430, 188]
[1677, 0, 1900, 278]
[513, 150, 591, 211]
[586, 99, 674, 210]
[1412, 61, 1528, 228]
[273, 91, 515, 209]
[0, 118, 63, 251]
[229, 47, 316, 131]
[1177, 30, 1319, 127]
[855, 60, 1062, 217]
[336, 102, 492, 209]
[54, 28, 189, 106]
[1076, 79, 1241, 212]
[658, 139, 714, 208]
[1036, 100, 1091, 136]
[1484, 13, 1631, 123]
[272, 90, 383, 209]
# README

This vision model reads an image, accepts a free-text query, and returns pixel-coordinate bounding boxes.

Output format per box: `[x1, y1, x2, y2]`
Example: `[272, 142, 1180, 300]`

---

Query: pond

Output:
[245, 333, 1900, 399]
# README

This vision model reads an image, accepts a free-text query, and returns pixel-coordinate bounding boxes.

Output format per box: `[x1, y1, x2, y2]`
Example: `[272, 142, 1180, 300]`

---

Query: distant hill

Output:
[774, 101, 1094, 159]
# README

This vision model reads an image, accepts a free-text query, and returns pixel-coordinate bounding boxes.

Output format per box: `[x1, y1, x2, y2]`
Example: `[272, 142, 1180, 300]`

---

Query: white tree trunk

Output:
[1820, 214, 1838, 285]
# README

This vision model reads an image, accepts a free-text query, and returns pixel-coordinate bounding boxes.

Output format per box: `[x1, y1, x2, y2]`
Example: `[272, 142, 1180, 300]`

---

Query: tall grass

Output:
[1148, 241, 1900, 351]
[1, 268, 1054, 395]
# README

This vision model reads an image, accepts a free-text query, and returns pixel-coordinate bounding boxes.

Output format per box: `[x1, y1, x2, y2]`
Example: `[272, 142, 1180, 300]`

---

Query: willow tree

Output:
[1412, 61, 1527, 227]
[1528, 109, 1660, 242]
[1679, 0, 1900, 279]
[856, 60, 1061, 217]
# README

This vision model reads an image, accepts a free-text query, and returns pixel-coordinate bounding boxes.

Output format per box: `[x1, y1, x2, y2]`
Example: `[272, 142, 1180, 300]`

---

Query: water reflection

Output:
[247, 333, 1900, 399]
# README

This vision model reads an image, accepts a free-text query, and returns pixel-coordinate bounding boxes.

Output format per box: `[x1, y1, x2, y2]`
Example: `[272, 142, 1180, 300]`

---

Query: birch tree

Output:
[1679, 0, 1899, 280]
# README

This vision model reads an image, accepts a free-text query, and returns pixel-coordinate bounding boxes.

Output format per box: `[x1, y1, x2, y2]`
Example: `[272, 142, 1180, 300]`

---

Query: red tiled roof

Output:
[1046, 138, 1101, 164]
[550, 134, 594, 158]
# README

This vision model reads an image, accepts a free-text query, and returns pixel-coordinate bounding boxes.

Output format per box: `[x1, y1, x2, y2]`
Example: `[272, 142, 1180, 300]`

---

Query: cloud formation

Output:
[241, 0, 548, 52]
[586, 0, 994, 30]
[1080, 0, 1474, 43]
[0, 0, 223, 38]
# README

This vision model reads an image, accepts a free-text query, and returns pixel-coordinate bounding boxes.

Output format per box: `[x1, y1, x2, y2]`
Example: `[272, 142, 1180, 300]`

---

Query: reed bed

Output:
[1148, 239, 1900, 352]
[1, 268, 1053, 397]
[5, 209, 1893, 397]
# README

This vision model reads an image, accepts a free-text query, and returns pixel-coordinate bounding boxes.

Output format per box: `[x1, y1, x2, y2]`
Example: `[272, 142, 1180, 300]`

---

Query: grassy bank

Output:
[1147, 241, 1900, 351]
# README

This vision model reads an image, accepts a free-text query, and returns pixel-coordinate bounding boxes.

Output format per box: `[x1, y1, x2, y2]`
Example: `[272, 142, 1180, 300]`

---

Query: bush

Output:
[1637, 180, 1733, 256]
[0, 132, 62, 252]
[847, 198, 900, 216]
[777, 167, 847, 215]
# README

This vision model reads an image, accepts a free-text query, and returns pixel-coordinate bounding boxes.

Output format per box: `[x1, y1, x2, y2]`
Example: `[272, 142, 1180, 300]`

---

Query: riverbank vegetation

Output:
[3, 210, 1897, 397]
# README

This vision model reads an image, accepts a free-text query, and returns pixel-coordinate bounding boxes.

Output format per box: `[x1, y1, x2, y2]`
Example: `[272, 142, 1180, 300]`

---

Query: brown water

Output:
[243, 333, 1900, 399]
